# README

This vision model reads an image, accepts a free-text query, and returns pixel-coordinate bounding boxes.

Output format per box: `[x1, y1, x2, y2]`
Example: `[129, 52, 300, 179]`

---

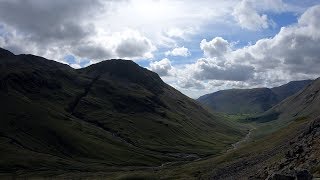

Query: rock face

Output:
[296, 170, 313, 180]
[268, 173, 295, 180]
[268, 169, 312, 180]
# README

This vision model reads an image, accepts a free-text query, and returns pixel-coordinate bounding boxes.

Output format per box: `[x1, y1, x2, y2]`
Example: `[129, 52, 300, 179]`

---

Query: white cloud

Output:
[165, 46, 191, 57]
[70, 64, 82, 69]
[177, 78, 205, 90]
[149, 58, 174, 76]
[0, 0, 318, 99]
[0, 0, 302, 64]
[232, 0, 271, 31]
[165, 28, 188, 39]
[114, 30, 156, 59]
[231, 0, 300, 31]
[230, 4, 320, 76]
[165, 27, 197, 40]
[0, 0, 241, 63]
[200, 37, 231, 58]
[190, 58, 255, 81]
[72, 44, 113, 60]
[165, 5, 320, 98]
[70, 29, 156, 61]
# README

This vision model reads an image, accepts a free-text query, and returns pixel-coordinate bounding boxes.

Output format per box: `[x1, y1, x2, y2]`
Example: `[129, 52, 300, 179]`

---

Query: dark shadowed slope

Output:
[197, 80, 312, 114]
[0, 48, 246, 173]
[73, 76, 320, 179]
[144, 78, 320, 180]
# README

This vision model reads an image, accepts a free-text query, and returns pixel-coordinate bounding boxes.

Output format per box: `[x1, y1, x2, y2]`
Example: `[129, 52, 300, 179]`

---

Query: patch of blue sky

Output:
[269, 12, 298, 29]
[287, 0, 320, 9]
[190, 11, 299, 49]
[138, 9, 304, 68]
[153, 45, 202, 66]
[64, 54, 76, 64]
[63, 54, 91, 68]
[136, 59, 151, 68]
[79, 58, 91, 67]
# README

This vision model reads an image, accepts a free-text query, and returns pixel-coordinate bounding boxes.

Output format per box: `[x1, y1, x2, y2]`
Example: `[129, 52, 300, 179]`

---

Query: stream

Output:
[228, 127, 255, 151]
[158, 128, 256, 168]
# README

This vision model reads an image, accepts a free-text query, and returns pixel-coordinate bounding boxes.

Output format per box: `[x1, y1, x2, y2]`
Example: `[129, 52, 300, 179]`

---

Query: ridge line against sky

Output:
[0, 0, 320, 98]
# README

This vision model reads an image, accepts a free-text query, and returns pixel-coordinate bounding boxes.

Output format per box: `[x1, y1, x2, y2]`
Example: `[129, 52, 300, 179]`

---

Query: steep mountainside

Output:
[143, 78, 320, 180]
[197, 80, 312, 114]
[0, 48, 245, 173]
[271, 80, 314, 101]
[205, 78, 320, 179]
[253, 78, 320, 124]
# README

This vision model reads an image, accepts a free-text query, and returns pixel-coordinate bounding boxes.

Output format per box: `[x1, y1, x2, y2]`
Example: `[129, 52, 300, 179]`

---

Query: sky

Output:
[1, 0, 320, 98]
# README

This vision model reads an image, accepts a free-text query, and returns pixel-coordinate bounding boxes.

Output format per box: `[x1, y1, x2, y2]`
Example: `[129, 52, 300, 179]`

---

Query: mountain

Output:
[0, 48, 245, 173]
[151, 78, 320, 180]
[193, 78, 320, 179]
[252, 77, 320, 124]
[197, 80, 312, 114]
[207, 78, 320, 179]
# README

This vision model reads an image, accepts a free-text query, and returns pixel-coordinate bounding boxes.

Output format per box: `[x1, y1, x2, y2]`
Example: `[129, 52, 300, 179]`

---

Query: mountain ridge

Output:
[206, 78, 320, 179]
[0, 48, 246, 173]
[197, 80, 313, 114]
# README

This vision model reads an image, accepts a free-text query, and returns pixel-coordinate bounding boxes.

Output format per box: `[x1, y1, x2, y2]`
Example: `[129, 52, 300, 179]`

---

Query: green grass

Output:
[0, 54, 248, 175]
[98, 115, 311, 180]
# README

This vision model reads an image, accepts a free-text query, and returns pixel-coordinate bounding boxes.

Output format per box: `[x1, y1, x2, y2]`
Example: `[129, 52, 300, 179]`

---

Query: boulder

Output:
[268, 173, 295, 180]
[296, 169, 313, 180]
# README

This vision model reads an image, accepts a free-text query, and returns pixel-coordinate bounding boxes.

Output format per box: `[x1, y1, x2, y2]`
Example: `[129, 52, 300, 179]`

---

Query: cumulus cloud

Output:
[232, 0, 271, 31]
[169, 5, 320, 97]
[1, 0, 260, 64]
[72, 44, 113, 60]
[0, 0, 319, 98]
[115, 30, 156, 59]
[200, 37, 231, 58]
[149, 58, 174, 76]
[230, 5, 320, 76]
[232, 0, 298, 31]
[0, 0, 155, 63]
[165, 46, 191, 57]
[190, 58, 255, 81]
[178, 78, 206, 90]
[165, 27, 196, 40]
[0, 0, 100, 44]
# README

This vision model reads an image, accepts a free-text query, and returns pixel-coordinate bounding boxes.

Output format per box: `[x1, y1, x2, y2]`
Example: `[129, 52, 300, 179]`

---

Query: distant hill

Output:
[197, 80, 312, 114]
[0, 48, 245, 172]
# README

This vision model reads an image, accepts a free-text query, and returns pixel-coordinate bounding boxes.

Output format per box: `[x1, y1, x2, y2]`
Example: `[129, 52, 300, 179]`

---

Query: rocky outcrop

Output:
[268, 169, 312, 180]
[260, 117, 320, 179]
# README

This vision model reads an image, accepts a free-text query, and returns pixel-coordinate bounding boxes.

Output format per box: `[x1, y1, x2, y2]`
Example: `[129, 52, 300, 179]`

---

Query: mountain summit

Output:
[0, 48, 244, 172]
